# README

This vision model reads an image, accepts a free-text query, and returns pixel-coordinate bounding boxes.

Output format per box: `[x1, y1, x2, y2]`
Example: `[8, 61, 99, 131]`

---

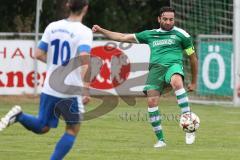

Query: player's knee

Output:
[147, 97, 158, 107]
[146, 90, 160, 107]
[37, 126, 50, 134]
[42, 126, 50, 133]
[170, 75, 183, 89]
[171, 82, 183, 90]
[66, 124, 80, 136]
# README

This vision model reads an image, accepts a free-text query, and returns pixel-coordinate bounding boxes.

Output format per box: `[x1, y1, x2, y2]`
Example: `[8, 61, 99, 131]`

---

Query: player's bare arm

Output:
[35, 48, 47, 63]
[188, 53, 198, 91]
[92, 25, 137, 43]
[79, 52, 91, 105]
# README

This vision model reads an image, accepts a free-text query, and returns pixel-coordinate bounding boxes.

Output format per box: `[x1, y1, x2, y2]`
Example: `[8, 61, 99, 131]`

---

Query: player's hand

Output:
[82, 96, 90, 105]
[92, 25, 102, 33]
[187, 83, 196, 92]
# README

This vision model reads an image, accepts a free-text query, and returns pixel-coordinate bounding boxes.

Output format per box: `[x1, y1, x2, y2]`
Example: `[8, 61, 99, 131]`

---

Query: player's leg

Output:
[0, 93, 58, 134]
[170, 74, 191, 113]
[0, 106, 50, 134]
[165, 64, 191, 114]
[0, 111, 50, 133]
[50, 97, 82, 160]
[146, 90, 166, 148]
[170, 74, 196, 144]
[51, 124, 80, 160]
[144, 64, 168, 148]
[16, 93, 61, 134]
[17, 112, 50, 134]
[165, 64, 195, 144]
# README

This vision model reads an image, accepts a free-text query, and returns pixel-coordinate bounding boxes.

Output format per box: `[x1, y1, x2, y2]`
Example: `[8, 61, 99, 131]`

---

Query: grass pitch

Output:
[0, 96, 240, 160]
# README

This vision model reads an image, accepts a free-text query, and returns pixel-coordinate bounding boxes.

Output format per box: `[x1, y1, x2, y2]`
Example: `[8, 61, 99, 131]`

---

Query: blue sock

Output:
[17, 113, 44, 134]
[50, 133, 76, 160]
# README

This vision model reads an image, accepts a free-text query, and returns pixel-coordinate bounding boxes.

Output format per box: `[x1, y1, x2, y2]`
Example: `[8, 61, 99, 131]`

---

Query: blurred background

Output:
[0, 0, 169, 33]
[0, 0, 239, 104]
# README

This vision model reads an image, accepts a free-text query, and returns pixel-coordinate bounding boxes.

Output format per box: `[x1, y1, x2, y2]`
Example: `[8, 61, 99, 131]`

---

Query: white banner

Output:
[0, 40, 150, 95]
[0, 40, 46, 95]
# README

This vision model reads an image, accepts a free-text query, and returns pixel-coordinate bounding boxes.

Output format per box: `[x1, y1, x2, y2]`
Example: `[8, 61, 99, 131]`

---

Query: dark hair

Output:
[159, 6, 175, 17]
[68, 0, 89, 13]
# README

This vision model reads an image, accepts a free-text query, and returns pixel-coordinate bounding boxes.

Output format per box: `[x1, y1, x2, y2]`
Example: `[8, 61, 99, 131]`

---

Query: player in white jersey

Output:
[0, 0, 92, 159]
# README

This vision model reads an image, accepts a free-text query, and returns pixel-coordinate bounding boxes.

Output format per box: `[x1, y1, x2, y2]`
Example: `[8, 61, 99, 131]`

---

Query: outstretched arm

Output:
[92, 25, 137, 43]
[188, 53, 198, 91]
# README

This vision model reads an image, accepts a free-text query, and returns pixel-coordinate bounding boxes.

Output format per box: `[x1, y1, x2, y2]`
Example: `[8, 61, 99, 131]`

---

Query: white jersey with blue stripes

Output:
[38, 19, 93, 99]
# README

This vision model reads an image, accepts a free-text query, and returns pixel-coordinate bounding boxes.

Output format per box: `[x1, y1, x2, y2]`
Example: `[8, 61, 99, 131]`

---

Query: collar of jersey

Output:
[64, 19, 81, 23]
[156, 27, 175, 32]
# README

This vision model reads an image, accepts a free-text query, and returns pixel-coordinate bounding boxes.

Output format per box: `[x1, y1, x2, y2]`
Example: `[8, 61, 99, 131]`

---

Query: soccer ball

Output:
[179, 112, 200, 133]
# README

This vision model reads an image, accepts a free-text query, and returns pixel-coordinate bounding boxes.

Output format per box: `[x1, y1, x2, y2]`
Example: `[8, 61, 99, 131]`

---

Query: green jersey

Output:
[134, 27, 195, 66]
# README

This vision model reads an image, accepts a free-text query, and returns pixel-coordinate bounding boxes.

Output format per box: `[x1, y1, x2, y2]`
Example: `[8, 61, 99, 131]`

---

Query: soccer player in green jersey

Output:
[92, 6, 198, 148]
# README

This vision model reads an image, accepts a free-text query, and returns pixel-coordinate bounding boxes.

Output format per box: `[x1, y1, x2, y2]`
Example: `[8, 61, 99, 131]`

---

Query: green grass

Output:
[0, 96, 240, 160]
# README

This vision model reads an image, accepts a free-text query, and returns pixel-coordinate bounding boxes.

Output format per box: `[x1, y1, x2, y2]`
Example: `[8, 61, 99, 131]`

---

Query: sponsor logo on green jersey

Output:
[152, 39, 176, 47]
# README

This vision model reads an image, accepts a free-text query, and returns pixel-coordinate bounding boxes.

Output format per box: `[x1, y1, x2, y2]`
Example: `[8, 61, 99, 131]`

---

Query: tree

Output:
[85, 0, 169, 32]
[0, 0, 170, 33]
[0, 0, 35, 32]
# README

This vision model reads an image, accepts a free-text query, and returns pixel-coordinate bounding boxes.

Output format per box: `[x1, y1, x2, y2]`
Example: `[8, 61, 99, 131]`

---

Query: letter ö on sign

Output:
[202, 53, 225, 89]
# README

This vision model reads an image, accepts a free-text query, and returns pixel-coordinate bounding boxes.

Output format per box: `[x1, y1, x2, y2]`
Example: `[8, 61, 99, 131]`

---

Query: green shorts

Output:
[143, 63, 184, 94]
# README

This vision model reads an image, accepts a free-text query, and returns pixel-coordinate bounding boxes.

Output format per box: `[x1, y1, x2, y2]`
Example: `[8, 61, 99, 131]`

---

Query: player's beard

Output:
[160, 23, 174, 31]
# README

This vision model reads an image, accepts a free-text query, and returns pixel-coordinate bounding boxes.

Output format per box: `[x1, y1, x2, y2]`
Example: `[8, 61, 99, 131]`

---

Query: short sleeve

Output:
[134, 30, 149, 44]
[77, 30, 93, 54]
[38, 24, 51, 53]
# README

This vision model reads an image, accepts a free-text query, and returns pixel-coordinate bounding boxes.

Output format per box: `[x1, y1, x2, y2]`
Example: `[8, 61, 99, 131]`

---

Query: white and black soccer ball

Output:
[179, 112, 200, 133]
